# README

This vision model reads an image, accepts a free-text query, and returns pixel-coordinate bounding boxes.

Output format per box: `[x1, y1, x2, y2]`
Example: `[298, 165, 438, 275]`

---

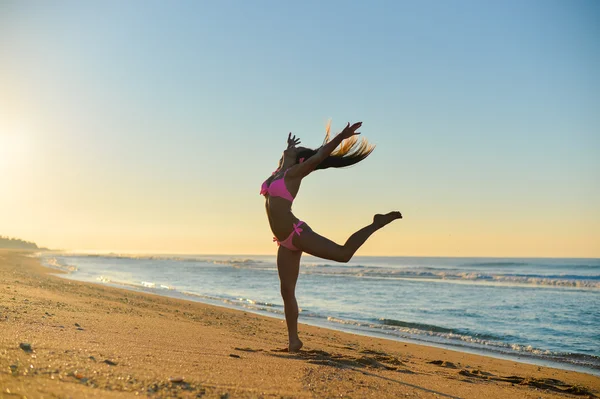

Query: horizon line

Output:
[32, 249, 600, 260]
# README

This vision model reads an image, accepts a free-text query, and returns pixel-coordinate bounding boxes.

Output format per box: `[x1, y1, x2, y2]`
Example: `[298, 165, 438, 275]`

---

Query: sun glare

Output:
[0, 131, 31, 172]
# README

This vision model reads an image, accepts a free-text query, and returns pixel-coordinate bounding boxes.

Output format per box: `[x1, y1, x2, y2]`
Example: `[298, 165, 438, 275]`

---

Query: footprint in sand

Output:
[428, 360, 458, 369]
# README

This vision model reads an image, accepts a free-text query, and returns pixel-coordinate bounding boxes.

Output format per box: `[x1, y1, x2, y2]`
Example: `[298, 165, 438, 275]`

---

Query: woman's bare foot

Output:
[289, 338, 303, 352]
[373, 211, 402, 228]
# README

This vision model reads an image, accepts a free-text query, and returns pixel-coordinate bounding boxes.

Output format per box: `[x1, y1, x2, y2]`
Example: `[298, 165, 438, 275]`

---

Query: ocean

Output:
[38, 253, 600, 375]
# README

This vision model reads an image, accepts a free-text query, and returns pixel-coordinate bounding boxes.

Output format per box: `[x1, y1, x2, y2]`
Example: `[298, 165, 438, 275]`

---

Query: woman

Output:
[260, 121, 402, 352]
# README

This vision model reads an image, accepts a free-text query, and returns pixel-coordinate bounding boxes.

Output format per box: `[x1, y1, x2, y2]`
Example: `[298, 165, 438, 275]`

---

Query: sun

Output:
[0, 131, 30, 172]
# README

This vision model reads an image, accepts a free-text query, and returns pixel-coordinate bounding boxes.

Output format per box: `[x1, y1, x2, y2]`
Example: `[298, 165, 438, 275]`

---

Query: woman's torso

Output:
[263, 171, 302, 240]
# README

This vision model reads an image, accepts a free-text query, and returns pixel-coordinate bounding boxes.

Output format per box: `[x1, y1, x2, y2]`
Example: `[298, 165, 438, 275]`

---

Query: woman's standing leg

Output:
[277, 245, 304, 352]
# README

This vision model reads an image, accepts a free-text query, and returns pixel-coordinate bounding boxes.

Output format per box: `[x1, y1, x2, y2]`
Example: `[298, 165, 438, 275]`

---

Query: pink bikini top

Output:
[260, 170, 295, 202]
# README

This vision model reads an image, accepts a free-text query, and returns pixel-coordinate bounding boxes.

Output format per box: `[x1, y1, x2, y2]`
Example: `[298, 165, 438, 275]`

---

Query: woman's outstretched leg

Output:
[276, 245, 303, 352]
[296, 211, 402, 262]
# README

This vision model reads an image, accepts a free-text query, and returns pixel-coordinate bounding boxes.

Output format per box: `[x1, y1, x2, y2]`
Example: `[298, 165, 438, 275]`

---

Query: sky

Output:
[0, 0, 598, 257]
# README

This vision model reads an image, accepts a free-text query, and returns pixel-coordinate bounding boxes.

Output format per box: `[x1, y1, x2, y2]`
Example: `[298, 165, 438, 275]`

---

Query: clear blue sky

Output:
[1, 0, 598, 256]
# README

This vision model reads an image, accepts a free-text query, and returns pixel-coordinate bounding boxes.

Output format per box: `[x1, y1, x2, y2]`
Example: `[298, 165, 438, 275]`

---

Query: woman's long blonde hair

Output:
[297, 120, 375, 170]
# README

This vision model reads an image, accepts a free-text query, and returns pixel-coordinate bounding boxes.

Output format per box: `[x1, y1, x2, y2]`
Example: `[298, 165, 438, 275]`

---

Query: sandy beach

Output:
[0, 250, 598, 398]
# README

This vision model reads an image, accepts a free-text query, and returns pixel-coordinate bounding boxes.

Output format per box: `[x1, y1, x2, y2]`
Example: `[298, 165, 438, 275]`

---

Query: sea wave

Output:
[464, 261, 600, 269]
[91, 276, 286, 315]
[48, 252, 270, 270]
[378, 318, 468, 335]
[51, 252, 262, 264]
[236, 297, 281, 308]
[42, 257, 78, 273]
[324, 316, 600, 369]
[325, 315, 540, 351]
[301, 267, 600, 289]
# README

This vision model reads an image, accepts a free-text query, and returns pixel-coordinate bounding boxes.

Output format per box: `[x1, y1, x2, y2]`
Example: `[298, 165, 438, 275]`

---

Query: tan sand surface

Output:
[1, 250, 598, 398]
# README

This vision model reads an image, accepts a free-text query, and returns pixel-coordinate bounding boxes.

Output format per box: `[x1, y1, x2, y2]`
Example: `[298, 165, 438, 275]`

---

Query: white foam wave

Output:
[324, 316, 558, 358]
[53, 252, 268, 269]
[303, 266, 600, 289]
[43, 257, 78, 273]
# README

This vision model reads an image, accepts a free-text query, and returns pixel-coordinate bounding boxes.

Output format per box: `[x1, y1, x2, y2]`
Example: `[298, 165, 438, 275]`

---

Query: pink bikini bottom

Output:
[273, 221, 304, 252]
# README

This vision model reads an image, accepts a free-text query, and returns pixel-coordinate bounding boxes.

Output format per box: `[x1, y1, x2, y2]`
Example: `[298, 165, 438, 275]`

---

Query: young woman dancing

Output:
[260, 121, 402, 352]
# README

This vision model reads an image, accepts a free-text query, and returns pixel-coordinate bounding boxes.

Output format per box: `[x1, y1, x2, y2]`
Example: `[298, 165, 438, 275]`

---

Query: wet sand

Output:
[1, 249, 598, 398]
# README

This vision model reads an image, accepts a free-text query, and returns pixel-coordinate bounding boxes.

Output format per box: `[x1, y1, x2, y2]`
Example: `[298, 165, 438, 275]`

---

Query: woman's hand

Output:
[339, 122, 362, 140]
[287, 132, 301, 149]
